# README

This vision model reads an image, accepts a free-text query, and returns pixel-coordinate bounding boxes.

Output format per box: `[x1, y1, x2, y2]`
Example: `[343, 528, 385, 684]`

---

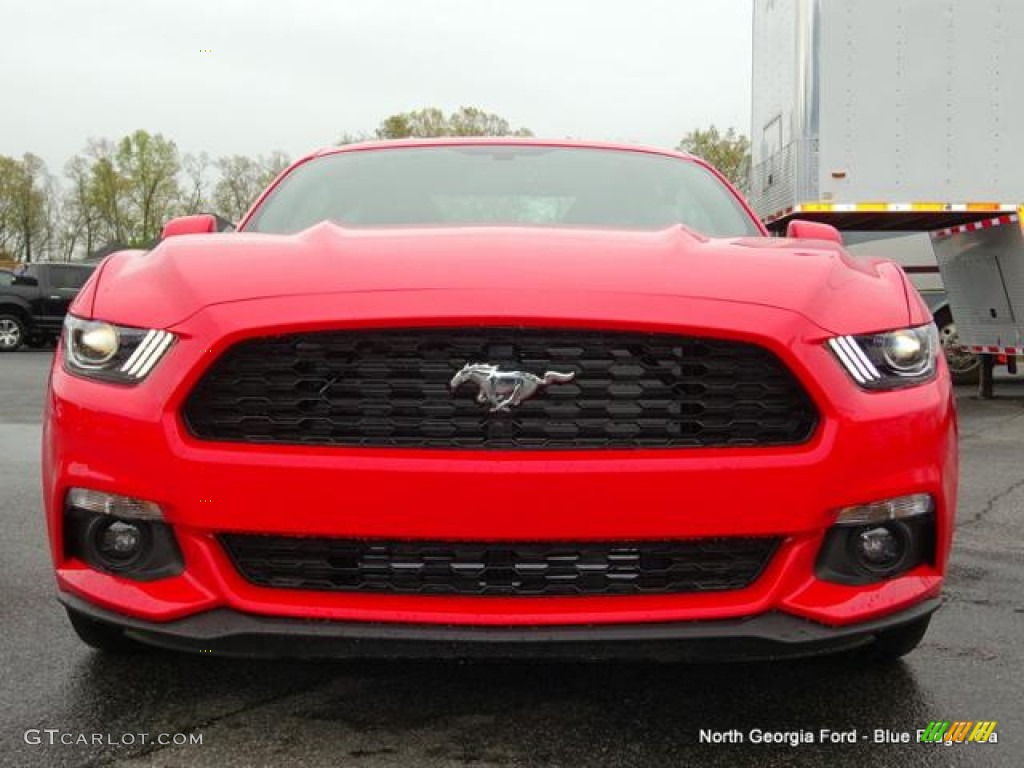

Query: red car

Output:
[43, 139, 957, 661]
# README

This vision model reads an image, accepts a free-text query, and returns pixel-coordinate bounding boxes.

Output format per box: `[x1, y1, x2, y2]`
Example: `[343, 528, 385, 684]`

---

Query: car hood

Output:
[86, 223, 912, 333]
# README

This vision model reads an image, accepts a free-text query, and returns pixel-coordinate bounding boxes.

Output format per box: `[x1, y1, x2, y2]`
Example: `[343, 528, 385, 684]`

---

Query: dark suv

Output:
[0, 263, 96, 351]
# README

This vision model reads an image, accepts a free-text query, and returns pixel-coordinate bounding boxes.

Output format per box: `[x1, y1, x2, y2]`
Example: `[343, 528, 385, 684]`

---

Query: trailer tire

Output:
[935, 308, 980, 386]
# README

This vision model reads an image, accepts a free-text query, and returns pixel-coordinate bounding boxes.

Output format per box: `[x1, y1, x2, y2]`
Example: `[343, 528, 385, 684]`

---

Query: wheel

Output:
[865, 615, 931, 662]
[0, 314, 26, 352]
[935, 310, 980, 385]
[65, 606, 146, 653]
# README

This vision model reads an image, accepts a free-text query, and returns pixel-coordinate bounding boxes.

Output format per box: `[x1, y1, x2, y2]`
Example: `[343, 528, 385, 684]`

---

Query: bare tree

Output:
[180, 151, 212, 215]
[212, 152, 290, 223]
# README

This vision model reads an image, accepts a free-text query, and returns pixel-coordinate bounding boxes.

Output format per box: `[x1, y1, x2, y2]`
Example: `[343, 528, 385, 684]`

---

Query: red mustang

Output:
[43, 139, 957, 660]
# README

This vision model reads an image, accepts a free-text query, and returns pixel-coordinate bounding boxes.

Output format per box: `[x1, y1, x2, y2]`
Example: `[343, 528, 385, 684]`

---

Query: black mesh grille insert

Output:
[219, 535, 781, 596]
[182, 328, 818, 449]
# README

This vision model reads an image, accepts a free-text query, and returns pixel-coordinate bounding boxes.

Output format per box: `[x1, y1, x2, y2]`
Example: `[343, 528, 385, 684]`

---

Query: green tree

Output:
[211, 152, 290, 223]
[82, 139, 130, 247]
[0, 156, 17, 259]
[61, 154, 103, 258]
[677, 126, 751, 193]
[64, 131, 185, 251]
[371, 106, 532, 140]
[0, 153, 54, 262]
[114, 130, 183, 244]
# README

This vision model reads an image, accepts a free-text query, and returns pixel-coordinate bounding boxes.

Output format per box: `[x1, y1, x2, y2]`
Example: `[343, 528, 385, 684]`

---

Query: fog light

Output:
[817, 499, 936, 585]
[89, 517, 152, 571]
[64, 506, 183, 581]
[67, 488, 164, 521]
[853, 526, 906, 572]
[98, 521, 144, 561]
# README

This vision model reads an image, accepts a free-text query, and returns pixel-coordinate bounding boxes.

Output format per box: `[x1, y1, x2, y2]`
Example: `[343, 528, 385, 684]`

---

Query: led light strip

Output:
[120, 330, 175, 379]
[120, 330, 159, 373]
[828, 336, 881, 385]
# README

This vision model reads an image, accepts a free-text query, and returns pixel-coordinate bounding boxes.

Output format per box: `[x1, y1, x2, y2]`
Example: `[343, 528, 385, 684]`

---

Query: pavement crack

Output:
[945, 593, 1022, 610]
[961, 476, 1024, 527]
[927, 642, 1001, 662]
[79, 675, 336, 768]
[958, 405, 1024, 439]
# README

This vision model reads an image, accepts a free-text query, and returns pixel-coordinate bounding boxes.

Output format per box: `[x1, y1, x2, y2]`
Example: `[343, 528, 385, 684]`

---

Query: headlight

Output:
[828, 324, 939, 389]
[63, 315, 175, 383]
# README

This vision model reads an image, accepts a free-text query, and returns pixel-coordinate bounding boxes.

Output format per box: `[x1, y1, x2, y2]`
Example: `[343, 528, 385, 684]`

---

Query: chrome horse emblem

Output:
[450, 363, 576, 412]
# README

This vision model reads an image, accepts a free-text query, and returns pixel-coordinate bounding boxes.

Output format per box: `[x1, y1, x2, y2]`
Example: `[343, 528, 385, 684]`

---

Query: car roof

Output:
[310, 137, 699, 164]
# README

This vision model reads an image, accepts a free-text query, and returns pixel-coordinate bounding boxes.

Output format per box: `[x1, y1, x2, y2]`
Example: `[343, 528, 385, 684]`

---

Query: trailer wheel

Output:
[935, 309, 980, 385]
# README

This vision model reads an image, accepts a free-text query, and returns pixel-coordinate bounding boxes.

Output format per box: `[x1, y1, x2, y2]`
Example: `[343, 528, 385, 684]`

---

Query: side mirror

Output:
[12, 274, 38, 287]
[785, 219, 843, 245]
[161, 214, 218, 239]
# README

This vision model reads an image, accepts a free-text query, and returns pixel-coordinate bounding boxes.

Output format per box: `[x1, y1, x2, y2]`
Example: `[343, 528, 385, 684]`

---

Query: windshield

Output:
[245, 146, 761, 237]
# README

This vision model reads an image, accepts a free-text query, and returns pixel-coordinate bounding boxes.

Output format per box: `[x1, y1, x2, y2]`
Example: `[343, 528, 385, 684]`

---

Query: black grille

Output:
[219, 535, 781, 596]
[182, 328, 818, 449]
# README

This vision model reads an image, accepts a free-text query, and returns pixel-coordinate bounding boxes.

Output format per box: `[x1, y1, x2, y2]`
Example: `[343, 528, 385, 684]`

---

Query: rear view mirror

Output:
[161, 214, 218, 239]
[785, 219, 843, 245]
[12, 273, 38, 287]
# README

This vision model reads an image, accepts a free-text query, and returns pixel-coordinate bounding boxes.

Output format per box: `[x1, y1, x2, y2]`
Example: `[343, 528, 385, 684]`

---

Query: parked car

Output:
[44, 139, 957, 662]
[0, 262, 96, 351]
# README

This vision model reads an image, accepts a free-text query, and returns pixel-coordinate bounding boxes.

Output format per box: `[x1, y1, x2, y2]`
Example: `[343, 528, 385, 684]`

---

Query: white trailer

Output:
[750, 0, 1024, 391]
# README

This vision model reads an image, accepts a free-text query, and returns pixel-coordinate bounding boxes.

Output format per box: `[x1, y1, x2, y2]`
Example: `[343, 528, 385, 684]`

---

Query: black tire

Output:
[65, 606, 146, 653]
[0, 313, 26, 352]
[935, 309, 980, 386]
[864, 615, 931, 662]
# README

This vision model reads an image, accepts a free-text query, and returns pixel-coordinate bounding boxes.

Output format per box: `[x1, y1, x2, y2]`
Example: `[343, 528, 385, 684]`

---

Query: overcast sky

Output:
[0, 0, 752, 173]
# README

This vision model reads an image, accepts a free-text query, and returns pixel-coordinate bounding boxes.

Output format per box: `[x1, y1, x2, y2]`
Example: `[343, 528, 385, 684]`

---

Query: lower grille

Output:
[219, 535, 780, 596]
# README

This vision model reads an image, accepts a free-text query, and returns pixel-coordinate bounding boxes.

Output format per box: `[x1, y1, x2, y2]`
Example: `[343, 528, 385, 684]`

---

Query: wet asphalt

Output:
[0, 349, 1020, 767]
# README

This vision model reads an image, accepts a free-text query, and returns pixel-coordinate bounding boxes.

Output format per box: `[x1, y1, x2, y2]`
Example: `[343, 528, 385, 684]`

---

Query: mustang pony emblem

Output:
[450, 363, 576, 412]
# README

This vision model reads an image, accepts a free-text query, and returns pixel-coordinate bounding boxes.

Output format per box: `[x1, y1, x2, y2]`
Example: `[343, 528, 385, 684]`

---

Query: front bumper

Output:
[59, 592, 941, 661]
[43, 295, 958, 640]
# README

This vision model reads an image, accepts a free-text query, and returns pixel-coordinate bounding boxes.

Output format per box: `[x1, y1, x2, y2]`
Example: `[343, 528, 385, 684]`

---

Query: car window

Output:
[15, 265, 39, 281]
[46, 266, 95, 290]
[0, 270, 13, 287]
[246, 146, 761, 238]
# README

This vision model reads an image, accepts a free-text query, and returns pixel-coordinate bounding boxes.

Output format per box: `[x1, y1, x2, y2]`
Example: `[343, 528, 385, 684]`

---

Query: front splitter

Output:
[59, 592, 940, 662]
